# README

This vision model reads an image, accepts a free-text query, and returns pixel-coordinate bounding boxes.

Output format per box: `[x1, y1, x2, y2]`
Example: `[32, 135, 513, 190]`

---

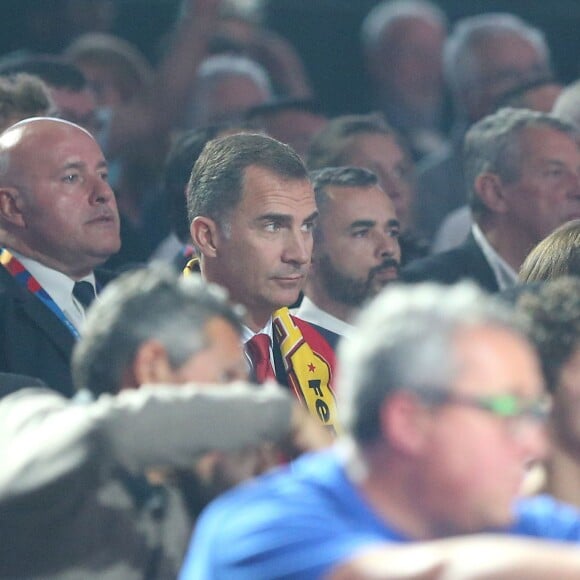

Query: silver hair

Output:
[196, 54, 272, 94]
[72, 266, 245, 397]
[361, 0, 447, 55]
[189, 54, 273, 127]
[0, 117, 93, 180]
[443, 13, 549, 99]
[553, 79, 580, 131]
[463, 107, 577, 216]
[338, 282, 527, 445]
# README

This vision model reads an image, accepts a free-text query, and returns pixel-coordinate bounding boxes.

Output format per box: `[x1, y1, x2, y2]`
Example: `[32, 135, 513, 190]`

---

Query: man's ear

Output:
[130, 339, 174, 387]
[190, 216, 220, 258]
[474, 172, 509, 214]
[379, 391, 432, 456]
[0, 187, 25, 227]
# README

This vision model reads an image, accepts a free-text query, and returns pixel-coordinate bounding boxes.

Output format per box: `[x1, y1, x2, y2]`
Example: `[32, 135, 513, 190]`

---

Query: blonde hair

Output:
[519, 219, 580, 282]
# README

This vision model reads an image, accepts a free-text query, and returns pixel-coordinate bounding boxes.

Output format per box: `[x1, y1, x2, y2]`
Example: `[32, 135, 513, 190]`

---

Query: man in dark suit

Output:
[416, 13, 553, 242]
[295, 166, 401, 350]
[0, 117, 121, 396]
[187, 133, 339, 431]
[402, 107, 580, 291]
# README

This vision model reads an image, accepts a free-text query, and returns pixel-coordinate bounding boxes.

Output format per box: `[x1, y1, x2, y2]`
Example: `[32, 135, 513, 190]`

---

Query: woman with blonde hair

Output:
[519, 219, 580, 282]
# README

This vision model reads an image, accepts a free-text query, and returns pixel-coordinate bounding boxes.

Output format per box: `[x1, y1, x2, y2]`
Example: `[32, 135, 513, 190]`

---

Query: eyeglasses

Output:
[417, 388, 551, 424]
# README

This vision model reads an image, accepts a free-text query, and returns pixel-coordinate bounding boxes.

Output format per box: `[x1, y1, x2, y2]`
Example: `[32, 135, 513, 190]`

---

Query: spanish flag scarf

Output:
[273, 307, 340, 433]
[184, 257, 340, 432]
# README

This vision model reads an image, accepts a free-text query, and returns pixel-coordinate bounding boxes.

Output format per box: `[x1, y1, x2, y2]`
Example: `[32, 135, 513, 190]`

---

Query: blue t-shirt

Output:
[180, 450, 580, 580]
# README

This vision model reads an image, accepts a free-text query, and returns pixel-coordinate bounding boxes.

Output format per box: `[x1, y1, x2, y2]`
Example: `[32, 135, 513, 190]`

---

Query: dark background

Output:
[2, 0, 580, 117]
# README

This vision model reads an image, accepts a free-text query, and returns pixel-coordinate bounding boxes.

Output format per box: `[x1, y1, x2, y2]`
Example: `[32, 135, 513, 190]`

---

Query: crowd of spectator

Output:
[1, 1, 579, 578]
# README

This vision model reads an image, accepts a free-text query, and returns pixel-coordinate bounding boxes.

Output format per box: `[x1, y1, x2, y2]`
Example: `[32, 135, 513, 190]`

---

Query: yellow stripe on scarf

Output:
[183, 256, 200, 276]
[273, 307, 340, 433]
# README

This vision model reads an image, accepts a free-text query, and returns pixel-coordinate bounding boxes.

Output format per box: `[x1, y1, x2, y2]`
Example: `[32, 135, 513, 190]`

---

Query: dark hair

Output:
[164, 127, 232, 243]
[307, 112, 404, 170]
[0, 55, 87, 91]
[310, 165, 378, 216]
[187, 132, 308, 226]
[245, 98, 323, 121]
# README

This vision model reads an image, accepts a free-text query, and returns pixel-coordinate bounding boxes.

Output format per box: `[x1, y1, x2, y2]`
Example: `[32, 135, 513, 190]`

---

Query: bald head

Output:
[0, 117, 94, 183]
[0, 117, 120, 278]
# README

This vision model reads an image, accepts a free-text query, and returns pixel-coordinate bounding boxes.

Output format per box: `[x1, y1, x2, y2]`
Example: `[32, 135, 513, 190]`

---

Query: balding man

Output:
[0, 117, 120, 395]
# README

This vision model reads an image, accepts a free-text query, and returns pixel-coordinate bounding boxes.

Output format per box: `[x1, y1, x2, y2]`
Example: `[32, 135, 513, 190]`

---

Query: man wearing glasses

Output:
[182, 282, 580, 579]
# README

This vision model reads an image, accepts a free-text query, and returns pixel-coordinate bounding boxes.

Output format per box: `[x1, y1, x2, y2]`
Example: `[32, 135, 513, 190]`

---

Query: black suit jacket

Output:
[0, 266, 115, 397]
[400, 234, 499, 293]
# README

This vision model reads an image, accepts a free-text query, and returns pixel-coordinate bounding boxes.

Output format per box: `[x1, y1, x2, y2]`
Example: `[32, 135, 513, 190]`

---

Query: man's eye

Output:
[388, 228, 400, 238]
[352, 229, 369, 238]
[62, 174, 80, 183]
[264, 222, 281, 232]
[302, 221, 315, 233]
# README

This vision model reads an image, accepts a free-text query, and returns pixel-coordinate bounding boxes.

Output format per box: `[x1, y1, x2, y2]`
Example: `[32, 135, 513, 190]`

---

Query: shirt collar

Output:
[294, 296, 353, 337]
[11, 251, 96, 329]
[242, 318, 275, 372]
[471, 224, 518, 290]
[242, 318, 273, 344]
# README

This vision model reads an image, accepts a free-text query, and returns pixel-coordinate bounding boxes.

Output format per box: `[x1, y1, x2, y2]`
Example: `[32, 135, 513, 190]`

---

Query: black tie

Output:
[73, 281, 96, 309]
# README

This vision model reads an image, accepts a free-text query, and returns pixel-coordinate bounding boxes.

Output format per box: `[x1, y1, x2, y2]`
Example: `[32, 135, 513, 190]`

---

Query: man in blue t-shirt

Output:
[181, 283, 580, 579]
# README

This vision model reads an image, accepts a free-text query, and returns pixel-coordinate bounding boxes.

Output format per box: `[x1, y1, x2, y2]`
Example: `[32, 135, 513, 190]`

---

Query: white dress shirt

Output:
[294, 296, 353, 338]
[12, 251, 96, 332]
[471, 224, 518, 290]
[242, 318, 275, 371]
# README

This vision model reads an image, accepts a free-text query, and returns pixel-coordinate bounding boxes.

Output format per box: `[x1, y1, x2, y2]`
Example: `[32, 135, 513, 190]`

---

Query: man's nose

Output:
[283, 228, 311, 265]
[376, 231, 400, 262]
[512, 419, 550, 464]
[90, 176, 114, 204]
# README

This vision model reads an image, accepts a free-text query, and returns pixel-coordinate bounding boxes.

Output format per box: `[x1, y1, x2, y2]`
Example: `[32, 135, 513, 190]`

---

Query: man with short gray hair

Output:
[72, 266, 248, 396]
[417, 13, 553, 241]
[183, 282, 580, 579]
[403, 107, 580, 291]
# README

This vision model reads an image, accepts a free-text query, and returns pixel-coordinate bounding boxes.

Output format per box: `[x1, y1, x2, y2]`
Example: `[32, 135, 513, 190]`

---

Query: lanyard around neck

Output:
[0, 249, 81, 339]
